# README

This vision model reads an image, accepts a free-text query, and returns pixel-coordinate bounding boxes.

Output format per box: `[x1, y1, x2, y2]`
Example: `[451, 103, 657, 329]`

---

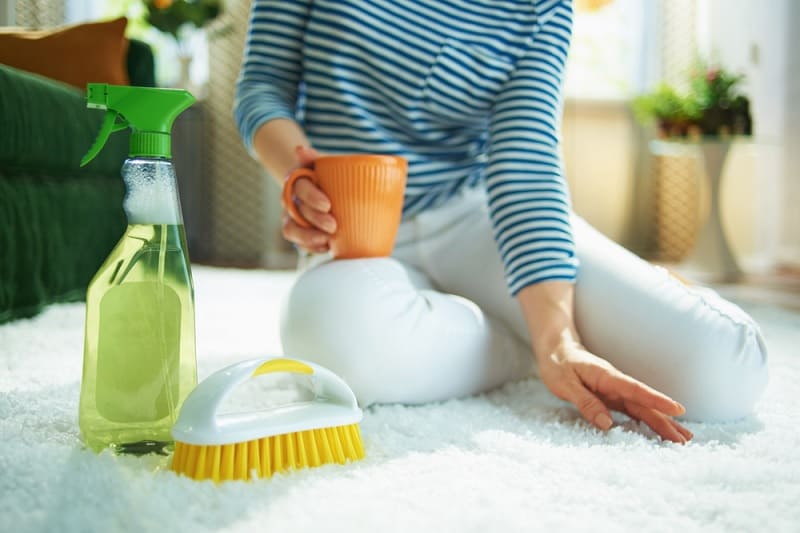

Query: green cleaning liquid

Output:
[79, 84, 198, 454]
[80, 223, 196, 453]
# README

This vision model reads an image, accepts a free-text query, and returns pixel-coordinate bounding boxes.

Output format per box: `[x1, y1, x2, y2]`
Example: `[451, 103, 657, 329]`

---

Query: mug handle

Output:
[282, 167, 317, 228]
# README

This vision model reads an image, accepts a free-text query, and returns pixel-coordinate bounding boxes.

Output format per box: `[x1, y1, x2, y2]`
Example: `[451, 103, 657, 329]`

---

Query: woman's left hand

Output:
[518, 280, 692, 444]
[537, 340, 694, 444]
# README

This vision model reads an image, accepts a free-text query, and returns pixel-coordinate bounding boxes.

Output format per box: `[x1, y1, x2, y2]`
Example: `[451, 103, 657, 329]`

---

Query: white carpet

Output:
[1, 266, 799, 533]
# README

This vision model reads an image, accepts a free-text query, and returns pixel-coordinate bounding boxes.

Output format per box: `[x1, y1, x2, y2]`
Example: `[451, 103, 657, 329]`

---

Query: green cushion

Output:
[0, 172, 126, 323]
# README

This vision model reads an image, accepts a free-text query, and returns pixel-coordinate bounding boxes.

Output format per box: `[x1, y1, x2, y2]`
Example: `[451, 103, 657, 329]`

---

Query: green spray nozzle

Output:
[81, 83, 195, 167]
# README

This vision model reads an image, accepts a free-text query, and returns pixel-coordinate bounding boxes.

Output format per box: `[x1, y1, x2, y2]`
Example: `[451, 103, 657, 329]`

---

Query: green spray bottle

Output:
[79, 83, 198, 454]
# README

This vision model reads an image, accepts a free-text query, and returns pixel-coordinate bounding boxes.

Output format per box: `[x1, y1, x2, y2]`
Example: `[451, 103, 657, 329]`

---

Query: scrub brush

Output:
[171, 356, 365, 482]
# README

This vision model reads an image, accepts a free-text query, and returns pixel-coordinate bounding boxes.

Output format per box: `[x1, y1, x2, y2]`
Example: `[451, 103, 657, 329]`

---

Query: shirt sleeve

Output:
[485, 0, 577, 296]
[234, 0, 311, 156]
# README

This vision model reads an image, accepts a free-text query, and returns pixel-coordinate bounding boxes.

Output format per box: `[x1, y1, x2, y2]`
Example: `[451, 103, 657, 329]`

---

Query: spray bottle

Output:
[79, 83, 198, 454]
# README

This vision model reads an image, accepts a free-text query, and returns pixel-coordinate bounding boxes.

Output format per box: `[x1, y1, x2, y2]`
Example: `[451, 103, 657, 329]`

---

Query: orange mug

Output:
[283, 154, 408, 259]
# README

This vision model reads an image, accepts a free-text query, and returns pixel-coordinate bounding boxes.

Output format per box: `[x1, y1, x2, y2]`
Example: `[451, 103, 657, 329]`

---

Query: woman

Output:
[234, 0, 768, 443]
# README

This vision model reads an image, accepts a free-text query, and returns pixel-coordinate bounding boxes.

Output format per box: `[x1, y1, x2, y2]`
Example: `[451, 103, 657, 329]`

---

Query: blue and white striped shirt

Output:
[235, 0, 578, 295]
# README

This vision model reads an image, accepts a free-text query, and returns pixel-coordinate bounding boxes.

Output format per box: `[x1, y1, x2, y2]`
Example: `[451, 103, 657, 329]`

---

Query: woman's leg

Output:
[280, 257, 533, 406]
[569, 215, 768, 422]
[410, 189, 769, 422]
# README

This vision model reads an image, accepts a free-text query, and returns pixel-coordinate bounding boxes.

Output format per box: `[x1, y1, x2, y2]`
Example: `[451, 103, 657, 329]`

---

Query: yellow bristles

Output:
[171, 423, 365, 483]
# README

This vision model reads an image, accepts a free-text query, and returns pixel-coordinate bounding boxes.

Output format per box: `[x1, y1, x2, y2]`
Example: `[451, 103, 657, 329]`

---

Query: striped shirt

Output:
[234, 0, 578, 295]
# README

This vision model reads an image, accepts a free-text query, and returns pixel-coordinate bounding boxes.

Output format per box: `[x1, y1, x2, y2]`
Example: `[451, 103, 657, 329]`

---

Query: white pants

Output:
[281, 188, 768, 422]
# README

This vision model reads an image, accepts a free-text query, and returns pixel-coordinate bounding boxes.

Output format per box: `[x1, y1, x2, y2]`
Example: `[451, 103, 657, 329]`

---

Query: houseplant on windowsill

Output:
[632, 63, 753, 139]
[143, 0, 223, 92]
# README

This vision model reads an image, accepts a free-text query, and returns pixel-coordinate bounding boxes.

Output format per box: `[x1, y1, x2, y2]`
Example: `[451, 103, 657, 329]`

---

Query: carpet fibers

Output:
[1, 266, 798, 533]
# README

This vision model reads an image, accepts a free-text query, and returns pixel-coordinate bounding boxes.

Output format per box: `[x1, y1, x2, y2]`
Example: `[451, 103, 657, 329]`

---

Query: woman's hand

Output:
[517, 280, 692, 444]
[281, 146, 337, 254]
[537, 340, 693, 443]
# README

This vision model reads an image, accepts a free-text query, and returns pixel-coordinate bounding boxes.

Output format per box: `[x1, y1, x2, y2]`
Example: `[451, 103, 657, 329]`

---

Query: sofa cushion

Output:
[0, 17, 129, 90]
[127, 38, 156, 88]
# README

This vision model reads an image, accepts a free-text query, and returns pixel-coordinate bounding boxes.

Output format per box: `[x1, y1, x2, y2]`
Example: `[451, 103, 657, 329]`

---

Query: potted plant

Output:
[632, 83, 701, 138]
[632, 62, 752, 139]
[688, 67, 752, 137]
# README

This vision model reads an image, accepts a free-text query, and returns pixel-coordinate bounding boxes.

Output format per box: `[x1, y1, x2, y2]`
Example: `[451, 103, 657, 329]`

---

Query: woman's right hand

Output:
[281, 146, 337, 253]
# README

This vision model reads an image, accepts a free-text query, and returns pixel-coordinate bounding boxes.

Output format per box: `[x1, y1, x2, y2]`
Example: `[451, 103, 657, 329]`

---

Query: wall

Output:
[206, 0, 295, 269]
[562, 100, 636, 245]
[782, 0, 800, 266]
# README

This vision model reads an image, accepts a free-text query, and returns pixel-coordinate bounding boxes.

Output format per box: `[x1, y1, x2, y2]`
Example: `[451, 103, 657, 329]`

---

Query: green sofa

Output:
[0, 40, 155, 324]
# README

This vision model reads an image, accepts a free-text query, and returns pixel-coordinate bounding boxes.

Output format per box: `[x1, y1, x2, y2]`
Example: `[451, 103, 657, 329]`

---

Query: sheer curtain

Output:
[564, 0, 655, 101]
[648, 0, 702, 262]
[13, 0, 63, 27]
[206, 0, 296, 268]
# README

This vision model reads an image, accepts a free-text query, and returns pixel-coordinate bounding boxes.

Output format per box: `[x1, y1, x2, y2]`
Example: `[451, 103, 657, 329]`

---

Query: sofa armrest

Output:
[0, 64, 129, 178]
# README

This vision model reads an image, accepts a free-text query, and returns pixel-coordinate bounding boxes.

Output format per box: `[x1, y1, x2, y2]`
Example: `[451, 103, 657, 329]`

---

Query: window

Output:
[564, 0, 654, 100]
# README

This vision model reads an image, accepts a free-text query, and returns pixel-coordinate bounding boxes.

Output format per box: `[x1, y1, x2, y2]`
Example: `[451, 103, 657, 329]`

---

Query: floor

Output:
[3, 266, 798, 533]
[696, 266, 800, 312]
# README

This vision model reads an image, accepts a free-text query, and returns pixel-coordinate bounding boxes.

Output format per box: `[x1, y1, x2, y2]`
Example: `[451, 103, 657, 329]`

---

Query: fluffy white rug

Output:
[1, 266, 798, 533]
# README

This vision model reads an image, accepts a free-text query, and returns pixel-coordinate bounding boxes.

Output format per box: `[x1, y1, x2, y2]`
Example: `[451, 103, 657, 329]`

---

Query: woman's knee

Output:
[279, 258, 527, 406]
[673, 292, 769, 422]
[280, 258, 424, 405]
[570, 216, 768, 422]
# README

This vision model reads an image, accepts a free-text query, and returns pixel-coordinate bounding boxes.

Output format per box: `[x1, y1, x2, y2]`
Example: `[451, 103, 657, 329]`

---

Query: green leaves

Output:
[632, 62, 752, 137]
[632, 84, 701, 126]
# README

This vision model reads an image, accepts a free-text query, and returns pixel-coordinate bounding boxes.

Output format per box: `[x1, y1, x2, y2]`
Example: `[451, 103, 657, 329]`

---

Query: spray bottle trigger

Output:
[80, 111, 129, 167]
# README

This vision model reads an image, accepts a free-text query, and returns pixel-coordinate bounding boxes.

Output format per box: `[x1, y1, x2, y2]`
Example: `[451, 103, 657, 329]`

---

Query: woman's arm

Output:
[234, 0, 334, 252]
[488, 2, 691, 441]
[234, 0, 310, 179]
[234, 0, 310, 159]
[485, 3, 577, 296]
[252, 118, 310, 186]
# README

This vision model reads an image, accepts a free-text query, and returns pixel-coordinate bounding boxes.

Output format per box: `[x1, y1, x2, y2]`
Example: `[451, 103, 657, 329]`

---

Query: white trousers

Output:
[281, 188, 768, 422]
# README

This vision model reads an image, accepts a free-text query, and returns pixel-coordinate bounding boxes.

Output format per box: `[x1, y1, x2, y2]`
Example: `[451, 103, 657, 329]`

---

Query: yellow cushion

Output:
[0, 17, 129, 90]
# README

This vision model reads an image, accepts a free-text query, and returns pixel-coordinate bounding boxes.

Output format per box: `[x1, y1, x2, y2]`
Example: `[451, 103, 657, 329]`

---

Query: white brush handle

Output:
[173, 356, 361, 445]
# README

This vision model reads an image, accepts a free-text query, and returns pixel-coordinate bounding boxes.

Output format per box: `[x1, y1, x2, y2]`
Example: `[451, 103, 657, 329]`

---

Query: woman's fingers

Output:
[285, 177, 336, 234]
[670, 418, 694, 441]
[293, 177, 331, 213]
[298, 201, 337, 234]
[281, 145, 334, 252]
[623, 400, 688, 444]
[599, 368, 685, 417]
[564, 381, 614, 431]
[282, 214, 330, 253]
